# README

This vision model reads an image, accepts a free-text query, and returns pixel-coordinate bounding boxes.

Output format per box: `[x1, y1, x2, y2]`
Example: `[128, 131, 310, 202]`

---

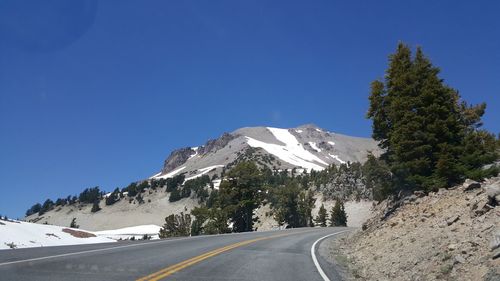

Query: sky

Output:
[1, 1, 499, 218]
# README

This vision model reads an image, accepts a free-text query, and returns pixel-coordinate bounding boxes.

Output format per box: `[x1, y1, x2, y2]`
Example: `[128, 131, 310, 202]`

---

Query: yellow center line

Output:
[136, 231, 300, 281]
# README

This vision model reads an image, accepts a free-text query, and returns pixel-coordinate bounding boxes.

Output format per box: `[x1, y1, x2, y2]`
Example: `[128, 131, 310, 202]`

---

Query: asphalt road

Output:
[0, 227, 351, 281]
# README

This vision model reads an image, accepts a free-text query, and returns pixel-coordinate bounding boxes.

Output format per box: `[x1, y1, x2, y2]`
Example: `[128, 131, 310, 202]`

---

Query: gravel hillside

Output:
[328, 177, 500, 281]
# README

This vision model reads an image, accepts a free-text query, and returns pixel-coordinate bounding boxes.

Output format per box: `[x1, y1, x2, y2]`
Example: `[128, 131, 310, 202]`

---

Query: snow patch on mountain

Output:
[309, 142, 321, 152]
[245, 127, 328, 171]
[328, 141, 336, 146]
[153, 166, 186, 179]
[188, 147, 199, 159]
[185, 165, 224, 181]
[329, 154, 346, 164]
[212, 179, 222, 190]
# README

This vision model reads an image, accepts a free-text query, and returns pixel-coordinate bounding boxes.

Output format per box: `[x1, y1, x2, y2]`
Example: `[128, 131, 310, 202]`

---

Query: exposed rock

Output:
[448, 244, 458, 251]
[491, 229, 500, 251]
[493, 249, 500, 260]
[485, 182, 500, 206]
[408, 195, 418, 202]
[454, 255, 466, 264]
[447, 215, 460, 226]
[474, 201, 494, 217]
[197, 132, 236, 155]
[463, 180, 481, 192]
[161, 147, 195, 174]
[414, 190, 426, 198]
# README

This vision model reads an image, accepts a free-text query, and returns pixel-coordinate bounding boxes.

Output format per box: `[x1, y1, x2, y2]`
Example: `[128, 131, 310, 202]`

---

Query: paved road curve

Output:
[0, 227, 351, 281]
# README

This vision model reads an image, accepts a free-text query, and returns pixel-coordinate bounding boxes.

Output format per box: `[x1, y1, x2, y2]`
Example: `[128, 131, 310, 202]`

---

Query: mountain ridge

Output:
[153, 124, 381, 181]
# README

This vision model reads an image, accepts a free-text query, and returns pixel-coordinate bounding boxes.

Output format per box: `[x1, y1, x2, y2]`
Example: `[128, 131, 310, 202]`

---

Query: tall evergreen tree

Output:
[70, 218, 79, 228]
[315, 204, 328, 227]
[362, 154, 392, 201]
[297, 190, 315, 227]
[330, 199, 347, 227]
[367, 43, 497, 192]
[219, 161, 263, 232]
[91, 200, 101, 213]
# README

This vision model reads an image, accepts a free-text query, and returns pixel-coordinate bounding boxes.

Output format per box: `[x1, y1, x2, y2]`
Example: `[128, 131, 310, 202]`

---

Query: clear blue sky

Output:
[1, 1, 499, 218]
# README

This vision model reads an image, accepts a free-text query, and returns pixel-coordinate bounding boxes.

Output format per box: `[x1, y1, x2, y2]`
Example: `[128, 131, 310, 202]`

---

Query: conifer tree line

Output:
[367, 42, 499, 195]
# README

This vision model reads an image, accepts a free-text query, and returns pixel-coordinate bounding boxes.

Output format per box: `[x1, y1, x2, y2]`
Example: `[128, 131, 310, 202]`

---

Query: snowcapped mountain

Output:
[152, 124, 381, 180]
[23, 124, 381, 233]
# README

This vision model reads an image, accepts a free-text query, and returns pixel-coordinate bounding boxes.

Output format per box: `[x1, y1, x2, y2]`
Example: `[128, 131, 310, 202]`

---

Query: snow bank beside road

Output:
[0, 219, 114, 250]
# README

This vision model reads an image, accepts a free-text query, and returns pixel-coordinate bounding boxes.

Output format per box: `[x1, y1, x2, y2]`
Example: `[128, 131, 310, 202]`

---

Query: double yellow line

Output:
[136, 232, 291, 281]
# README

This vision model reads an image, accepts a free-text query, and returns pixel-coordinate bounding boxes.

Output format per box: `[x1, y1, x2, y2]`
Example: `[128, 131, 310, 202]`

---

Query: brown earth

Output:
[62, 228, 97, 238]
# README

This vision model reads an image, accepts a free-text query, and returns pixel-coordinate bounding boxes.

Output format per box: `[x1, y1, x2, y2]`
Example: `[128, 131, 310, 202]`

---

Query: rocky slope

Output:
[328, 177, 500, 281]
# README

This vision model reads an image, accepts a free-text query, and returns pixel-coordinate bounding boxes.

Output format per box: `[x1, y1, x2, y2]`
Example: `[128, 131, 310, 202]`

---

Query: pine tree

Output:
[219, 161, 263, 232]
[70, 218, 79, 228]
[270, 181, 301, 228]
[91, 201, 101, 213]
[367, 43, 497, 193]
[315, 204, 328, 227]
[105, 188, 120, 206]
[330, 199, 347, 227]
[363, 154, 392, 201]
[297, 190, 315, 227]
[169, 188, 182, 202]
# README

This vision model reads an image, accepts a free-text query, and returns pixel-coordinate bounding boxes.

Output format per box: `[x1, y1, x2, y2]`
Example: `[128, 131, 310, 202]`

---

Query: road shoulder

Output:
[317, 229, 354, 281]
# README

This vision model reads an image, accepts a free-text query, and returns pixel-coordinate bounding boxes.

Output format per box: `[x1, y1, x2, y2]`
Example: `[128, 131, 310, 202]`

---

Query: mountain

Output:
[24, 124, 381, 232]
[152, 124, 381, 182]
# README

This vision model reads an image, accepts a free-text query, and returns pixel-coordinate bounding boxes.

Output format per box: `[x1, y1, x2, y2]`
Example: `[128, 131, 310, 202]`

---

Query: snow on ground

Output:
[329, 153, 346, 164]
[150, 171, 162, 178]
[246, 127, 328, 171]
[328, 141, 335, 146]
[0, 220, 115, 250]
[153, 166, 186, 179]
[315, 128, 323, 132]
[308, 142, 321, 152]
[94, 224, 162, 240]
[295, 129, 303, 133]
[212, 179, 222, 190]
[185, 165, 224, 181]
[188, 147, 199, 159]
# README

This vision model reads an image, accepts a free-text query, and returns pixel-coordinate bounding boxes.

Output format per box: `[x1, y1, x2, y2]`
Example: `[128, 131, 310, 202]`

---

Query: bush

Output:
[158, 212, 191, 238]
[91, 201, 101, 213]
[70, 218, 79, 228]
[169, 189, 182, 202]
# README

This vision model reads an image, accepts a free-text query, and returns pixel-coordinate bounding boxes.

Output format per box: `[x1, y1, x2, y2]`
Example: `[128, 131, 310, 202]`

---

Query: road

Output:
[0, 227, 351, 281]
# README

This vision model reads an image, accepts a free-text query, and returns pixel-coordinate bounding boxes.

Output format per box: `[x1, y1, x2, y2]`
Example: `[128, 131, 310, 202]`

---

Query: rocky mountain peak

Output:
[154, 125, 382, 180]
[161, 147, 196, 174]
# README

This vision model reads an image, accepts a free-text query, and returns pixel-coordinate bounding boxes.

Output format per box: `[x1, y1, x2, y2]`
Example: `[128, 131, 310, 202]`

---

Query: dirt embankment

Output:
[328, 177, 500, 281]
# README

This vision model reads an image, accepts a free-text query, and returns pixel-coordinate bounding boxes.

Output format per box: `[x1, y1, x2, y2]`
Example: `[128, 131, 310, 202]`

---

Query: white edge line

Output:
[311, 229, 351, 281]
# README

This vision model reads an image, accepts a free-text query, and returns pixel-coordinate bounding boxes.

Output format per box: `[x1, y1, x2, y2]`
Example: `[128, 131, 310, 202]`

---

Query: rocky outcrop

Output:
[197, 132, 236, 155]
[160, 132, 236, 174]
[332, 176, 500, 281]
[161, 147, 195, 174]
